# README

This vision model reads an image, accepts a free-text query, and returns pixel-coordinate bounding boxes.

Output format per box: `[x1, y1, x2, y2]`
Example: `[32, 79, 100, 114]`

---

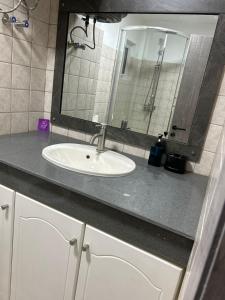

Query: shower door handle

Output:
[172, 125, 186, 131]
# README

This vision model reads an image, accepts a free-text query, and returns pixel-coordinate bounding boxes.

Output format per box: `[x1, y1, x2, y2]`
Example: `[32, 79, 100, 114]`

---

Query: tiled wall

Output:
[93, 44, 116, 123]
[0, 2, 220, 177]
[61, 15, 102, 121]
[60, 15, 115, 124]
[0, 0, 56, 134]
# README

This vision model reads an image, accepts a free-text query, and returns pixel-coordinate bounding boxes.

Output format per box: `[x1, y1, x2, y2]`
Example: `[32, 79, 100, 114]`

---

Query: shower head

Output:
[81, 13, 127, 23]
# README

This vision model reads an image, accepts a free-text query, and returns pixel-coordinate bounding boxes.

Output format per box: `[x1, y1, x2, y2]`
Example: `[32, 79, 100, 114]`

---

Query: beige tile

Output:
[11, 112, 29, 134]
[47, 48, 55, 70]
[0, 88, 11, 112]
[0, 112, 11, 135]
[11, 89, 29, 112]
[30, 91, 45, 112]
[31, 68, 46, 91]
[69, 56, 80, 75]
[12, 38, 31, 66]
[48, 25, 57, 48]
[29, 112, 43, 131]
[31, 0, 51, 24]
[204, 124, 223, 153]
[50, 0, 59, 25]
[211, 95, 225, 126]
[80, 60, 90, 77]
[105, 139, 124, 152]
[44, 92, 52, 112]
[31, 44, 48, 69]
[51, 125, 68, 136]
[32, 19, 49, 47]
[194, 151, 215, 176]
[45, 70, 54, 92]
[0, 62, 11, 88]
[123, 145, 145, 158]
[68, 129, 86, 141]
[12, 64, 30, 89]
[68, 75, 78, 93]
[0, 34, 12, 63]
[78, 77, 88, 94]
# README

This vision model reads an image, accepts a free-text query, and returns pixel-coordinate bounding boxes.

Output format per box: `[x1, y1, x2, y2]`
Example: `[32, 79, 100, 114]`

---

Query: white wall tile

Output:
[12, 64, 30, 89]
[211, 95, 225, 126]
[0, 88, 11, 112]
[31, 68, 46, 91]
[51, 125, 68, 136]
[50, 0, 59, 25]
[0, 62, 11, 88]
[0, 35, 12, 63]
[31, 44, 48, 69]
[12, 38, 31, 66]
[30, 91, 45, 111]
[48, 25, 57, 48]
[0, 112, 11, 135]
[11, 112, 29, 134]
[29, 112, 43, 131]
[32, 19, 49, 47]
[68, 129, 86, 141]
[194, 151, 215, 176]
[204, 124, 223, 153]
[11, 89, 29, 112]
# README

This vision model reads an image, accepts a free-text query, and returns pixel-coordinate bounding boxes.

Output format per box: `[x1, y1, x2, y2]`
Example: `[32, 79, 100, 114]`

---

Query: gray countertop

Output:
[0, 132, 208, 240]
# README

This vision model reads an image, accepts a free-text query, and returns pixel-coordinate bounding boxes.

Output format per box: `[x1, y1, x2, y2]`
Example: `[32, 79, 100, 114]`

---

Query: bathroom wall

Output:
[0, 0, 56, 134]
[43, 8, 225, 176]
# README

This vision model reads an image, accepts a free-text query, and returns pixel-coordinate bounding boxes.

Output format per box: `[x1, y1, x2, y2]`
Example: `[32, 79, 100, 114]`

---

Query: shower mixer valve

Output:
[1, 13, 29, 28]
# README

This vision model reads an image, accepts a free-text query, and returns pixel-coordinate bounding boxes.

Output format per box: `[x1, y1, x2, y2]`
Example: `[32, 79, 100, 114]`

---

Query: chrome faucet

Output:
[90, 123, 107, 153]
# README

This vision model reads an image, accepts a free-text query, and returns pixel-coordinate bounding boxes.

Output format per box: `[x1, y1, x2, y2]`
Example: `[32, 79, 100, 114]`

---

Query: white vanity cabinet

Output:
[0, 185, 15, 300]
[10, 193, 85, 300]
[75, 225, 183, 300]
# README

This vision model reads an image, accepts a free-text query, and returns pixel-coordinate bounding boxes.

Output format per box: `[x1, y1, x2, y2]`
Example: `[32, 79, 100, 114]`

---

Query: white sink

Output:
[42, 143, 136, 177]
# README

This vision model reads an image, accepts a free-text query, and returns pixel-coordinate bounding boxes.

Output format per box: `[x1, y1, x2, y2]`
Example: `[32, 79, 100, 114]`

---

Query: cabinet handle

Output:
[1, 204, 9, 210]
[82, 244, 90, 252]
[69, 238, 77, 246]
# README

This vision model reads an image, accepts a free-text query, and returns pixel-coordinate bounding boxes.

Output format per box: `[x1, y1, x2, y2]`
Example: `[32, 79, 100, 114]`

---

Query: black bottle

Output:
[148, 134, 165, 167]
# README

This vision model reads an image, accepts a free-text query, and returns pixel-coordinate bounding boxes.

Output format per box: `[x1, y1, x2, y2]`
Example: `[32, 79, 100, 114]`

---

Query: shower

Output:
[109, 26, 189, 135]
[143, 36, 167, 113]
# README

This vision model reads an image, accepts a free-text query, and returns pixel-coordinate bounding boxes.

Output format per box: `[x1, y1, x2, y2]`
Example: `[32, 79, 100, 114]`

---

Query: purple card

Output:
[38, 119, 50, 132]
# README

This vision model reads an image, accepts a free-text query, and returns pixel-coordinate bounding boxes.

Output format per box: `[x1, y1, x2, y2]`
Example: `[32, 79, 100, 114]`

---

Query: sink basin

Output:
[42, 143, 136, 177]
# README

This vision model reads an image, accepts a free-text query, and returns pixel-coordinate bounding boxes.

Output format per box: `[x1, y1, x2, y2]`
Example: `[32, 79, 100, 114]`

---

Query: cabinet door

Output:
[10, 193, 85, 300]
[76, 226, 183, 300]
[0, 185, 15, 300]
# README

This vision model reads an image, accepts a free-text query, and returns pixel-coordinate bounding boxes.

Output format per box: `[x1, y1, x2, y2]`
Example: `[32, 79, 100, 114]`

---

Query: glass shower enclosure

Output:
[108, 26, 189, 136]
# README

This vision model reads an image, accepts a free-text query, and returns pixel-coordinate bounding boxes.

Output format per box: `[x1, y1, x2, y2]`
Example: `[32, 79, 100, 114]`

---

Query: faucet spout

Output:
[90, 124, 107, 153]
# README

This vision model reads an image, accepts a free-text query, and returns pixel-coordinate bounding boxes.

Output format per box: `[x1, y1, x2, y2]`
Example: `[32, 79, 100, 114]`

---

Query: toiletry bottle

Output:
[148, 134, 165, 167]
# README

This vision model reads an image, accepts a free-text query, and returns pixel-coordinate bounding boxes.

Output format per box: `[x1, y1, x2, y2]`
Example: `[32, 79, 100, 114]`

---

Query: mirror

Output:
[61, 13, 218, 143]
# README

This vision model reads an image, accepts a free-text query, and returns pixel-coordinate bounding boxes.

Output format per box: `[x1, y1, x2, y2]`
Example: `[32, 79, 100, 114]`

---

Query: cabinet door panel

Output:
[10, 193, 85, 300]
[76, 226, 183, 300]
[0, 185, 15, 300]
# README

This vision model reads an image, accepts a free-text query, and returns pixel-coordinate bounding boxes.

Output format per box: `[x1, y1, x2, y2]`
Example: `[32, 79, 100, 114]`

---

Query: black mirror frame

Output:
[51, 0, 225, 162]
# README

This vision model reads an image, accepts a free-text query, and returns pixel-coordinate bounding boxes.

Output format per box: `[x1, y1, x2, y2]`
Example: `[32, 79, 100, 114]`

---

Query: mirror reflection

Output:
[61, 14, 217, 141]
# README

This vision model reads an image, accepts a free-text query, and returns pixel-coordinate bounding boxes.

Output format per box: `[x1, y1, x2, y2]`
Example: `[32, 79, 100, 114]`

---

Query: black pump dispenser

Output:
[148, 134, 166, 167]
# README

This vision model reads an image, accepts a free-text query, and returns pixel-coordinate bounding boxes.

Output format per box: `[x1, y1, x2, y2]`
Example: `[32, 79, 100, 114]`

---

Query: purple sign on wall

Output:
[38, 119, 50, 132]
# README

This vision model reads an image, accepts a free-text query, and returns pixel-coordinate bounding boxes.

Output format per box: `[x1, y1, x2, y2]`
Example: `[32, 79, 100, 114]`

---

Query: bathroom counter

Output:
[0, 132, 208, 267]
